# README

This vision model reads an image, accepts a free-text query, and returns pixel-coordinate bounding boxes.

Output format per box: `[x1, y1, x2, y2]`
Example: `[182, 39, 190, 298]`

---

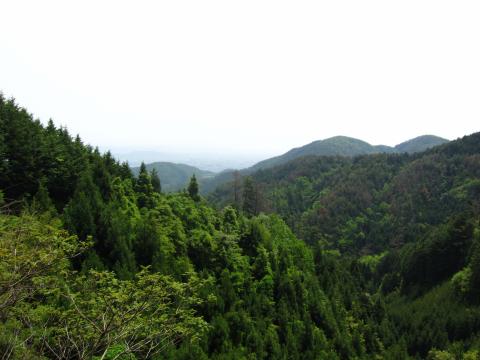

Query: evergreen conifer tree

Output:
[242, 177, 257, 217]
[151, 168, 162, 193]
[31, 178, 57, 217]
[188, 174, 200, 201]
[135, 162, 154, 208]
[63, 168, 103, 243]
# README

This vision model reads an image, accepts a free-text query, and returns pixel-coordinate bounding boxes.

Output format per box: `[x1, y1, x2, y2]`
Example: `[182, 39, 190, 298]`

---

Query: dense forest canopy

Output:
[211, 135, 480, 252]
[1, 94, 480, 359]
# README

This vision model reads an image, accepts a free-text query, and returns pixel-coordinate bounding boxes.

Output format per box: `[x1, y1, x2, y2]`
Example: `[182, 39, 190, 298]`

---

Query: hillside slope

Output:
[211, 132, 479, 253]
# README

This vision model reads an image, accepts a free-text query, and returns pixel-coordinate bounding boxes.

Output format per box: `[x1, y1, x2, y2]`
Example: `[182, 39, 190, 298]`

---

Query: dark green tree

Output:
[188, 174, 200, 201]
[151, 167, 162, 193]
[222, 206, 239, 233]
[242, 177, 257, 217]
[99, 178, 139, 279]
[135, 162, 154, 208]
[135, 210, 160, 267]
[468, 232, 480, 300]
[63, 168, 103, 243]
[31, 178, 57, 217]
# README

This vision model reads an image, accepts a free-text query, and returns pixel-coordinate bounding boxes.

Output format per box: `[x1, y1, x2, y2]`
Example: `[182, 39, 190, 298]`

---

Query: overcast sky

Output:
[1, 0, 479, 158]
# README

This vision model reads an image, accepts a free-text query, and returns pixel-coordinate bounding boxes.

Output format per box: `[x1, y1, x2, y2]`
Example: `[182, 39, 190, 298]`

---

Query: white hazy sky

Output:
[1, 0, 479, 158]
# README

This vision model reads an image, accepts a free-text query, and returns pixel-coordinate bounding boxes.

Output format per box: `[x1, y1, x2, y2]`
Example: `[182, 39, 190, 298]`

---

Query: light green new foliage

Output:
[359, 252, 387, 272]
[451, 267, 472, 295]
[0, 213, 207, 359]
[45, 269, 208, 359]
[0, 213, 87, 359]
[0, 213, 85, 315]
[426, 349, 479, 360]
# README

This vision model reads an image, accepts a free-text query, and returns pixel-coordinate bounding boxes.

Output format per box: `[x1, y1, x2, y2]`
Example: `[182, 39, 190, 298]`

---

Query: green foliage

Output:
[188, 174, 200, 201]
[242, 177, 257, 217]
[359, 252, 387, 272]
[468, 230, 480, 300]
[47, 269, 208, 359]
[63, 168, 104, 243]
[92, 345, 136, 360]
[0, 213, 86, 315]
[31, 177, 57, 218]
[0, 96, 132, 209]
[0, 213, 85, 358]
[451, 267, 472, 296]
[427, 349, 456, 359]
[150, 167, 162, 193]
[135, 162, 155, 208]
[0, 212, 207, 359]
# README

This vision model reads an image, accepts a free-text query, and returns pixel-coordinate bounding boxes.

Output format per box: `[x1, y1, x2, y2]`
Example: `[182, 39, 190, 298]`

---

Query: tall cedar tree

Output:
[135, 162, 154, 208]
[188, 174, 200, 201]
[151, 167, 162, 193]
[242, 176, 257, 217]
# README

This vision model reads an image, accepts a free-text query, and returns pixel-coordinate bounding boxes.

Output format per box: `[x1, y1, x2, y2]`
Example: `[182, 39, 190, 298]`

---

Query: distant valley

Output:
[131, 162, 216, 192]
[115, 150, 262, 172]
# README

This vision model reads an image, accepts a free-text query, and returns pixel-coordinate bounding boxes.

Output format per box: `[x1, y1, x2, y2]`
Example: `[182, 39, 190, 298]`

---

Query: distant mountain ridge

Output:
[131, 162, 215, 192]
[132, 135, 449, 194]
[250, 135, 449, 171]
[200, 134, 449, 194]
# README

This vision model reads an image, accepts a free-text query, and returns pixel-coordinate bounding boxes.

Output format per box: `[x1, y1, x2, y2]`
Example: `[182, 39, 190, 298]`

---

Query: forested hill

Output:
[200, 134, 448, 194]
[211, 132, 479, 253]
[249, 136, 381, 171]
[248, 134, 449, 172]
[209, 132, 480, 357]
[394, 134, 450, 153]
[131, 161, 215, 192]
[2, 94, 480, 359]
